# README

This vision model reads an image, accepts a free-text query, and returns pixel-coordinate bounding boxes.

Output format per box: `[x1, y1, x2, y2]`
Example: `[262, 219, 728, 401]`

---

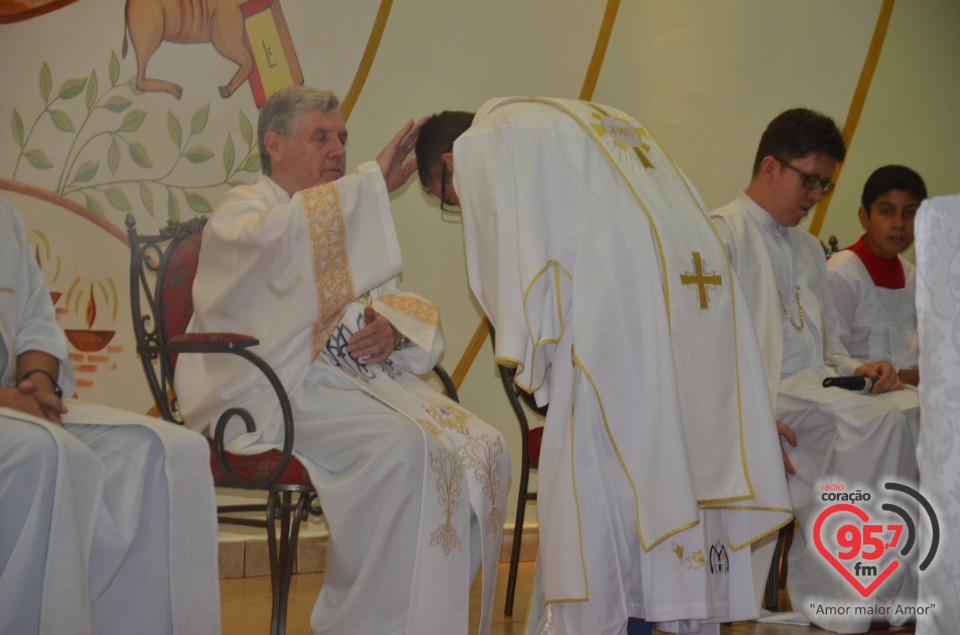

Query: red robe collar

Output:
[845, 235, 905, 289]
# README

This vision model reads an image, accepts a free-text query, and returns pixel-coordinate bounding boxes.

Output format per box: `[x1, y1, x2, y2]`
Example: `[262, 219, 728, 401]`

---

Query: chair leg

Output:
[505, 458, 531, 616]
[763, 523, 792, 612]
[778, 521, 794, 589]
[266, 490, 310, 635]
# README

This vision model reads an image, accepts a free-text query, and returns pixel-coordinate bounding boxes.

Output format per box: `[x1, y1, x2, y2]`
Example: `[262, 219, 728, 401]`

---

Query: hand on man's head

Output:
[378, 116, 430, 193]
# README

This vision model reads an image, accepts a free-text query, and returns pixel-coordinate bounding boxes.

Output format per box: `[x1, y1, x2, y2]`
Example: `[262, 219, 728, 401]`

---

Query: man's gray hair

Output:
[257, 86, 341, 176]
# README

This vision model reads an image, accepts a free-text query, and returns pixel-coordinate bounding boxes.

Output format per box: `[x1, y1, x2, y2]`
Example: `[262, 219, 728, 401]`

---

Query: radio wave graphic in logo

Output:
[814, 482, 939, 598]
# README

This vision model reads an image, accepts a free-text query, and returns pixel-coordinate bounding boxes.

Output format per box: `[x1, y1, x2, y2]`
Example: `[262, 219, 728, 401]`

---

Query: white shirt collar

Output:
[739, 192, 788, 238]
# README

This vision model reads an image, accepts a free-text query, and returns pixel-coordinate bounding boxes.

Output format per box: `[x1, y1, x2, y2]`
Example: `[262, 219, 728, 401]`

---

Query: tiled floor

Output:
[219, 562, 915, 634]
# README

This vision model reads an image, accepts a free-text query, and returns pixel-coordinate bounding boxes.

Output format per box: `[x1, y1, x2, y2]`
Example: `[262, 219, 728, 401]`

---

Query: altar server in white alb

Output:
[175, 86, 509, 635]
[827, 165, 927, 387]
[0, 196, 220, 635]
[417, 98, 793, 635]
[711, 108, 920, 633]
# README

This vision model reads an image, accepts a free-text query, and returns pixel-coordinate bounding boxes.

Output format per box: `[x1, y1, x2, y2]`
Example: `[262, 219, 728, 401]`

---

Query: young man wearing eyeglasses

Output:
[711, 108, 920, 633]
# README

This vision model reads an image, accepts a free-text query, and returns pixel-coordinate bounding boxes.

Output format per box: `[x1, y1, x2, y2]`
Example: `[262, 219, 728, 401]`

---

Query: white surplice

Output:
[0, 198, 220, 635]
[712, 194, 920, 633]
[176, 167, 508, 635]
[827, 249, 919, 371]
[914, 194, 960, 635]
[453, 98, 792, 634]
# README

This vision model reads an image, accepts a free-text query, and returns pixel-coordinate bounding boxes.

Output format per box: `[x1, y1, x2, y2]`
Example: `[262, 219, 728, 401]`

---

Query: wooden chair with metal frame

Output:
[487, 320, 546, 616]
[126, 214, 459, 634]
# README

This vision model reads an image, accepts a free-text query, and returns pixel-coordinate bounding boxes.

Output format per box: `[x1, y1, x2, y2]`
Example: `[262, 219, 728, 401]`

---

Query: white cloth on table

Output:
[827, 249, 918, 371]
[0, 196, 219, 635]
[914, 194, 960, 635]
[454, 97, 791, 634]
[176, 168, 508, 635]
[712, 193, 920, 633]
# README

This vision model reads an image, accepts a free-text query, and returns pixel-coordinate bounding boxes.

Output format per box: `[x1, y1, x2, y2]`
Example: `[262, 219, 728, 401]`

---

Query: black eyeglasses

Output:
[775, 157, 836, 196]
[440, 162, 461, 213]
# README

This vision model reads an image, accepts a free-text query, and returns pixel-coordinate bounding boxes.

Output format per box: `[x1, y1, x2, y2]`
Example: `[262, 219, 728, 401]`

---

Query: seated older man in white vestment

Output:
[711, 109, 920, 633]
[174, 86, 509, 635]
[827, 165, 927, 388]
[417, 98, 793, 635]
[0, 196, 220, 635]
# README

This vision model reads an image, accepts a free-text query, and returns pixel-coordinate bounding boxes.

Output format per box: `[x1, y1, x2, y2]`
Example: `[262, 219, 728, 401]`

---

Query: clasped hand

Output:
[854, 361, 903, 394]
[345, 306, 401, 366]
[0, 380, 67, 426]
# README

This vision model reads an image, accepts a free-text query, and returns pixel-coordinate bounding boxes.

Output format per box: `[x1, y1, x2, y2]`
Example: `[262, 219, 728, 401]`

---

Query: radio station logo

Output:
[814, 481, 939, 599]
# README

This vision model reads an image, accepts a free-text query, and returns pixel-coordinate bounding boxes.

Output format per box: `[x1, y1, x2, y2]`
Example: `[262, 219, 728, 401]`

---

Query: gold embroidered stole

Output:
[301, 182, 355, 361]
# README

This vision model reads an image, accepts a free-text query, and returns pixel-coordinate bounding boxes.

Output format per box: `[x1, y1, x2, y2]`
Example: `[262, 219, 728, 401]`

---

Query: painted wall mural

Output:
[1, 0, 384, 411]
[11, 53, 261, 223]
[0, 0, 80, 23]
[121, 0, 302, 104]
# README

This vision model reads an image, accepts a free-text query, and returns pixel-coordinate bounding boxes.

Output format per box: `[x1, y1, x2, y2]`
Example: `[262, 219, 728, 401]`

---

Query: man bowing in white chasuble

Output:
[0, 196, 220, 635]
[175, 86, 509, 635]
[417, 98, 793, 635]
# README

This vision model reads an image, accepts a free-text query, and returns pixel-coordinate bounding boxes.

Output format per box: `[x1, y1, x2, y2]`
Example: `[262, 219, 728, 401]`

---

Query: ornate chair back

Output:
[127, 213, 314, 635]
[127, 216, 206, 422]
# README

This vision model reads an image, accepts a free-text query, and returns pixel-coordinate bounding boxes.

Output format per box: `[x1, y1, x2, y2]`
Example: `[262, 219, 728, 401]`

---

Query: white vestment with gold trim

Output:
[453, 98, 791, 634]
[176, 168, 508, 635]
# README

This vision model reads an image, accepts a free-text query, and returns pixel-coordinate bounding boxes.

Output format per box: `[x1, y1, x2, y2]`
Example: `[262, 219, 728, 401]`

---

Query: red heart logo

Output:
[813, 503, 900, 598]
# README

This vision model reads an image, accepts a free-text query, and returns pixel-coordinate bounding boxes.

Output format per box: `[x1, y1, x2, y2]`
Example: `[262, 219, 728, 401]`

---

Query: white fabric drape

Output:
[914, 194, 960, 635]
[0, 196, 220, 635]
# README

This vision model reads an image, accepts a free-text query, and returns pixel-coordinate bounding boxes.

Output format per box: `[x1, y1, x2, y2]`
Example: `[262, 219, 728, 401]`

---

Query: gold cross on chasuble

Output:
[680, 252, 722, 310]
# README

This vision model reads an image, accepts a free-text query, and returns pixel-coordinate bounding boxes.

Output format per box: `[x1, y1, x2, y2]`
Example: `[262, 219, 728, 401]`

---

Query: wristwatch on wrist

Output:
[394, 335, 408, 351]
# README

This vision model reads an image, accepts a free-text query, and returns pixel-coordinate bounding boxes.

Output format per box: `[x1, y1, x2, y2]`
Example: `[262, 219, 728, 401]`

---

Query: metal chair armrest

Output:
[168, 332, 260, 349]
[144, 341, 298, 490]
[432, 363, 459, 403]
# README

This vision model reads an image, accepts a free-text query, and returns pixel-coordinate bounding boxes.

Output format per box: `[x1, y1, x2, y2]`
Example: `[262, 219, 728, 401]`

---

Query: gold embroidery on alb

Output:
[680, 251, 722, 310]
[302, 183, 354, 361]
[672, 541, 708, 570]
[587, 107, 654, 169]
[429, 449, 464, 555]
[458, 434, 505, 536]
[417, 418, 443, 438]
[378, 294, 441, 327]
[424, 402, 470, 435]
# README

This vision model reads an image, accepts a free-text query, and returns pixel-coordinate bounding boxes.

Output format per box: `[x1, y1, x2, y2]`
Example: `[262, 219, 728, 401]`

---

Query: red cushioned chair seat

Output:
[528, 427, 543, 466]
[207, 438, 312, 486]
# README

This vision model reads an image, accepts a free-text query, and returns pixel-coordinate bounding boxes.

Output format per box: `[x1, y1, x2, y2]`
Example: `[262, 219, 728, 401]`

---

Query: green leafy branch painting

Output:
[9, 52, 261, 222]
